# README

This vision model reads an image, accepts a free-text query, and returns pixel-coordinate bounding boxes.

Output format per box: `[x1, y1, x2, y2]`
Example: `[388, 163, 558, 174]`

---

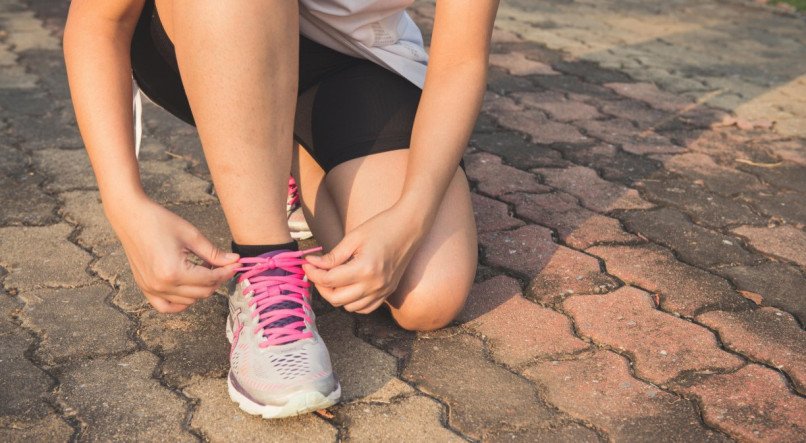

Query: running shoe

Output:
[226, 248, 340, 418]
[287, 176, 313, 240]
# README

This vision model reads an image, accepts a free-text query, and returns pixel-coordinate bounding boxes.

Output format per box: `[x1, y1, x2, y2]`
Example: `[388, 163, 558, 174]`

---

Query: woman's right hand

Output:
[107, 195, 241, 313]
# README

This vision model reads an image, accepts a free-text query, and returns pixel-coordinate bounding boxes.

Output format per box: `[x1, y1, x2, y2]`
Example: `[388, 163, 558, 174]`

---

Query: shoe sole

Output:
[225, 316, 340, 419]
[290, 229, 313, 240]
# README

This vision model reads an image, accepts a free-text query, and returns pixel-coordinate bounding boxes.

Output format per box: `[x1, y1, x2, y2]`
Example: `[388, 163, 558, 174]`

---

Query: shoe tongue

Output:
[252, 249, 305, 339]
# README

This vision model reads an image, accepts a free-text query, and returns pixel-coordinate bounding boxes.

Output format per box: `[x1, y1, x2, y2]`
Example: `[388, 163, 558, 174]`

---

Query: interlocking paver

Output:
[565, 287, 743, 385]
[535, 166, 653, 212]
[0, 414, 73, 442]
[18, 284, 135, 363]
[620, 207, 758, 268]
[184, 377, 337, 442]
[662, 153, 763, 196]
[465, 151, 549, 197]
[496, 109, 590, 145]
[697, 308, 806, 395]
[556, 143, 662, 185]
[458, 276, 588, 367]
[0, 316, 53, 422]
[470, 193, 524, 234]
[336, 396, 462, 442]
[514, 92, 601, 122]
[575, 119, 683, 156]
[674, 365, 806, 441]
[718, 263, 806, 325]
[59, 351, 195, 442]
[732, 225, 806, 269]
[0, 224, 94, 290]
[470, 131, 568, 169]
[480, 225, 618, 303]
[523, 350, 726, 441]
[0, 174, 58, 226]
[588, 244, 752, 317]
[402, 333, 556, 439]
[489, 51, 557, 76]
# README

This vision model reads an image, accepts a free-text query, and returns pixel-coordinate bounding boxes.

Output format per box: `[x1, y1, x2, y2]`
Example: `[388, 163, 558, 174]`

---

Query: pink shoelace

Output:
[234, 247, 321, 347]
[287, 176, 300, 209]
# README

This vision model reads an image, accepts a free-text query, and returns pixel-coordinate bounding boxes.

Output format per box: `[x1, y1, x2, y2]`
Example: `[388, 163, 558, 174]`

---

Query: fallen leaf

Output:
[315, 409, 334, 419]
[738, 290, 763, 305]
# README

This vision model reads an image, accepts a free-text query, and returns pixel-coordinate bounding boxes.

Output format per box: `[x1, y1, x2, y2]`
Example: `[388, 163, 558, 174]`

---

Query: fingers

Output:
[183, 228, 240, 267]
[350, 297, 386, 315]
[305, 235, 358, 270]
[145, 293, 190, 314]
[303, 260, 364, 289]
[178, 261, 240, 288]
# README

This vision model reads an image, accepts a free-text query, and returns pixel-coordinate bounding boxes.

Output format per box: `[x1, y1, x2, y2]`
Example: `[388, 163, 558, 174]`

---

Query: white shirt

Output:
[299, 0, 429, 88]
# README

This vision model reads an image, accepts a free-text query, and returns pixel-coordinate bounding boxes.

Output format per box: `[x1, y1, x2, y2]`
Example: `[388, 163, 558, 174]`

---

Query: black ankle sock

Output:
[231, 240, 298, 257]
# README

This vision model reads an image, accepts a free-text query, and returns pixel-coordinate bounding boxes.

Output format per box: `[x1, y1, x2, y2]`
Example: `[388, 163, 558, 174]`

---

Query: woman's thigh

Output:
[316, 149, 477, 331]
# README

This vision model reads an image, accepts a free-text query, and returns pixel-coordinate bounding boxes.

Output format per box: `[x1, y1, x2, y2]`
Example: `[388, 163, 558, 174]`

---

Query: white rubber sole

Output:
[290, 229, 313, 240]
[225, 314, 340, 419]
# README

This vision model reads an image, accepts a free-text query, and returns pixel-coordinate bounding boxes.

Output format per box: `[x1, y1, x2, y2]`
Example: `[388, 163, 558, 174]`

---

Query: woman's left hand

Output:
[303, 203, 426, 314]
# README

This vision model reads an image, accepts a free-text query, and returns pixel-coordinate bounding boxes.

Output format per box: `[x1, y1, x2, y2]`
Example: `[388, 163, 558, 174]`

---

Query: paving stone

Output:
[513, 93, 601, 122]
[91, 248, 148, 312]
[352, 308, 417, 362]
[605, 82, 693, 112]
[60, 191, 117, 255]
[551, 59, 632, 84]
[565, 287, 743, 385]
[32, 148, 96, 191]
[732, 225, 806, 268]
[487, 423, 601, 442]
[17, 284, 135, 363]
[318, 310, 411, 403]
[557, 143, 661, 185]
[0, 414, 73, 442]
[764, 138, 806, 166]
[535, 166, 653, 212]
[184, 377, 336, 442]
[0, 174, 58, 226]
[523, 350, 725, 442]
[458, 276, 588, 367]
[337, 396, 461, 442]
[0, 318, 52, 422]
[600, 99, 673, 129]
[741, 190, 806, 226]
[502, 192, 640, 249]
[588, 244, 752, 317]
[533, 75, 620, 99]
[402, 333, 556, 439]
[496, 109, 590, 145]
[465, 152, 549, 197]
[637, 176, 765, 228]
[718, 263, 806, 325]
[620, 207, 759, 268]
[470, 131, 568, 169]
[738, 163, 806, 194]
[7, 113, 83, 150]
[479, 225, 618, 304]
[59, 351, 194, 442]
[662, 153, 763, 196]
[139, 295, 229, 387]
[490, 51, 558, 76]
[697, 307, 805, 394]
[0, 224, 94, 291]
[482, 91, 523, 115]
[674, 365, 806, 441]
[471, 193, 524, 234]
[487, 68, 536, 95]
[575, 119, 684, 155]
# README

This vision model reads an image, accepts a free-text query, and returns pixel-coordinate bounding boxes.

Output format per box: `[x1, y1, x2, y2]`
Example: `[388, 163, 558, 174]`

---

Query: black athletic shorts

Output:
[130, 0, 422, 172]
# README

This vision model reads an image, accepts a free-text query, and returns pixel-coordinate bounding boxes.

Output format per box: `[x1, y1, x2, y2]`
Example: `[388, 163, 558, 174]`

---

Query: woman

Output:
[64, 0, 497, 418]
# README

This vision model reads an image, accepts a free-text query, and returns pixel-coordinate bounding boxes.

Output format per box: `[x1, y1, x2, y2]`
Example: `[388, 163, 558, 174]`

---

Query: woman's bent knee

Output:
[388, 283, 471, 332]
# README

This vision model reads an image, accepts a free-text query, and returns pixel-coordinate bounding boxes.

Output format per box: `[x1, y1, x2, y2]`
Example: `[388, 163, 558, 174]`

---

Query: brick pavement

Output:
[1, 0, 805, 441]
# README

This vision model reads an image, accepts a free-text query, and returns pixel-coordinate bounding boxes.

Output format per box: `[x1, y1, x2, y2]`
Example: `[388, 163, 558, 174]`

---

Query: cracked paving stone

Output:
[718, 263, 806, 325]
[33, 148, 97, 192]
[556, 143, 661, 186]
[513, 92, 601, 122]
[91, 248, 147, 312]
[183, 377, 336, 442]
[502, 192, 639, 249]
[535, 166, 653, 212]
[620, 207, 759, 268]
[575, 119, 683, 156]
[737, 163, 806, 194]
[318, 310, 413, 403]
[588, 244, 753, 317]
[139, 296, 229, 387]
[487, 67, 535, 95]
[60, 191, 117, 255]
[482, 91, 523, 115]
[697, 307, 805, 395]
[59, 351, 195, 442]
[18, 284, 135, 363]
[0, 224, 94, 291]
[495, 109, 590, 145]
[0, 317, 53, 423]
[352, 309, 417, 361]
[7, 113, 83, 150]
[402, 333, 556, 440]
[470, 193, 524, 234]
[488, 423, 601, 442]
[469, 131, 568, 169]
[637, 176, 765, 228]
[605, 82, 693, 112]
[336, 395, 462, 442]
[0, 414, 73, 442]
[599, 99, 672, 129]
[465, 152, 549, 197]
[551, 59, 632, 84]
[0, 174, 58, 226]
[662, 153, 763, 196]
[458, 276, 588, 367]
[524, 350, 726, 442]
[740, 190, 806, 226]
[479, 225, 618, 304]
[732, 225, 806, 269]
[673, 365, 806, 441]
[565, 287, 743, 385]
[533, 75, 619, 99]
